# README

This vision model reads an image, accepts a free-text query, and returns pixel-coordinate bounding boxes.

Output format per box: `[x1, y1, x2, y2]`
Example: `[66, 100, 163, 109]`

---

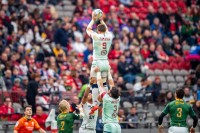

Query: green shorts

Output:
[91, 60, 110, 72]
[103, 123, 121, 133]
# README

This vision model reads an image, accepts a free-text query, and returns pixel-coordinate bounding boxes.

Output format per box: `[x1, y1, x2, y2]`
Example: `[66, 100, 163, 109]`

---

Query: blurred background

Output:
[0, 0, 200, 132]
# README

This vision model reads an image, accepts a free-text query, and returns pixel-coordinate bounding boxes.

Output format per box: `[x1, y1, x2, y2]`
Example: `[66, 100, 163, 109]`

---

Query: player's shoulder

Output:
[17, 117, 26, 122]
[167, 100, 176, 107]
[105, 31, 113, 37]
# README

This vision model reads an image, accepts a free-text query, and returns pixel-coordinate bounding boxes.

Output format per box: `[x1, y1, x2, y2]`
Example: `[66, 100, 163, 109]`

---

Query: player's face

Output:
[24, 107, 32, 116]
[87, 93, 92, 101]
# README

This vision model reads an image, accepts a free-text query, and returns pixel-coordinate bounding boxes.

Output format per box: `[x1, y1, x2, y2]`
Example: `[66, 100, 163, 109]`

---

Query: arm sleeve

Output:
[162, 104, 169, 115]
[73, 113, 80, 120]
[34, 119, 41, 130]
[14, 120, 22, 131]
[189, 106, 198, 128]
[158, 112, 167, 125]
[158, 104, 169, 125]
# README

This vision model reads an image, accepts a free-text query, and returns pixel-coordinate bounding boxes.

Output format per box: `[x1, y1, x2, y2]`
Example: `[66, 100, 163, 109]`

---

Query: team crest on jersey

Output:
[101, 50, 107, 55]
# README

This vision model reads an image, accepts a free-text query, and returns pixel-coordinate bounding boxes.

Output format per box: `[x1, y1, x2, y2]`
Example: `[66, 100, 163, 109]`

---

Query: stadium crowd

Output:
[0, 0, 200, 130]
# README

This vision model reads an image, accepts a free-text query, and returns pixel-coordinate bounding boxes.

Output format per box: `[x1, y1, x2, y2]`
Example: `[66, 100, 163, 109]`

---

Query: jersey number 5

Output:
[177, 108, 182, 118]
[61, 121, 65, 130]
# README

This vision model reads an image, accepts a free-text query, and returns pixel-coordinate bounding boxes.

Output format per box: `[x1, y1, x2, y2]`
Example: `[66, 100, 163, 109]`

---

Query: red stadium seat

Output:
[143, 1, 151, 8]
[140, 7, 148, 14]
[169, 56, 176, 63]
[169, 1, 177, 9]
[133, 0, 143, 8]
[177, 1, 186, 9]
[161, 1, 168, 10]
[152, 1, 159, 10]
[131, 7, 139, 13]
[169, 63, 179, 70]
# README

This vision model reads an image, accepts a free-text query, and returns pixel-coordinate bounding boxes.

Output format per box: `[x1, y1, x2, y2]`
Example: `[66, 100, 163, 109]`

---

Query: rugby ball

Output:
[93, 9, 103, 20]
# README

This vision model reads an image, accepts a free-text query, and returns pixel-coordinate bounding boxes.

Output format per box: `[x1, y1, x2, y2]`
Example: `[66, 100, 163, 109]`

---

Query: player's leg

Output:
[90, 61, 100, 107]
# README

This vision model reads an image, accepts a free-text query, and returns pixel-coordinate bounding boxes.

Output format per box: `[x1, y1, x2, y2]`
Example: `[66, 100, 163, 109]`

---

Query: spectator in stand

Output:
[127, 106, 138, 128]
[33, 106, 48, 130]
[21, 76, 29, 91]
[11, 78, 26, 104]
[141, 44, 150, 60]
[151, 76, 161, 103]
[11, 67, 21, 84]
[133, 78, 151, 103]
[147, 44, 157, 63]
[109, 42, 123, 59]
[147, 6, 156, 25]
[83, 42, 93, 63]
[72, 36, 86, 53]
[118, 108, 127, 129]
[53, 43, 66, 58]
[54, 22, 72, 53]
[183, 87, 195, 104]
[3, 69, 12, 90]
[0, 97, 20, 121]
[165, 91, 174, 104]
[172, 35, 183, 57]
[194, 79, 200, 100]
[26, 73, 40, 113]
[156, 45, 169, 62]
[118, 55, 128, 77]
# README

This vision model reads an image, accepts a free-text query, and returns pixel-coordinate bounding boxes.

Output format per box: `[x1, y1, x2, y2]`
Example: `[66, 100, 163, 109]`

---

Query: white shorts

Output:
[90, 69, 108, 79]
[79, 127, 96, 133]
[168, 126, 188, 133]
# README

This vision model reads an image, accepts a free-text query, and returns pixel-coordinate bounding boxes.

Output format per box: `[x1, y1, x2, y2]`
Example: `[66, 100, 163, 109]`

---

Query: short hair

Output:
[175, 89, 184, 99]
[24, 105, 32, 111]
[110, 87, 120, 99]
[59, 100, 70, 113]
[97, 24, 106, 33]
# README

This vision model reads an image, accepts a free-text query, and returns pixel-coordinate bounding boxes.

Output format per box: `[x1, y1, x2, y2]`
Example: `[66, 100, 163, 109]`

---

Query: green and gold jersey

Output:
[57, 112, 80, 133]
[162, 99, 196, 127]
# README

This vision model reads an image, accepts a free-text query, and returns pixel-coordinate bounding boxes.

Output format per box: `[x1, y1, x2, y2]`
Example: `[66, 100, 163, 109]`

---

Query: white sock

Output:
[92, 88, 99, 106]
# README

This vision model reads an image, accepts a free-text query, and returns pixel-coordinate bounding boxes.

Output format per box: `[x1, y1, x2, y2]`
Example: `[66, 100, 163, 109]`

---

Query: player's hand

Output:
[92, 12, 97, 21]
[190, 127, 195, 133]
[158, 125, 164, 133]
[94, 67, 100, 72]
[76, 104, 83, 110]
[99, 16, 103, 22]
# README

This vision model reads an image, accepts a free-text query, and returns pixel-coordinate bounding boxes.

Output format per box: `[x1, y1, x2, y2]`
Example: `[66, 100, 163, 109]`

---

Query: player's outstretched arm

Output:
[86, 12, 96, 37]
[86, 20, 94, 37]
[81, 84, 91, 105]
[108, 69, 114, 89]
